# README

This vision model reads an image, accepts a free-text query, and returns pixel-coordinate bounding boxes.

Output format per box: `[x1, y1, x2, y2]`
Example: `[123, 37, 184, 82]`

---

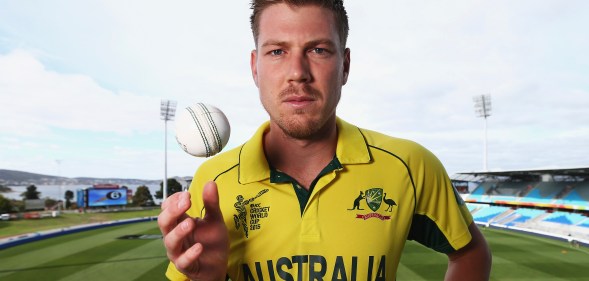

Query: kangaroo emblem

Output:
[348, 191, 365, 210]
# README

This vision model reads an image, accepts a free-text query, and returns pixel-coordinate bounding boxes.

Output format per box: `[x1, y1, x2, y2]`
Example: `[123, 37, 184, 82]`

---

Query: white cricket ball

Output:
[175, 103, 231, 157]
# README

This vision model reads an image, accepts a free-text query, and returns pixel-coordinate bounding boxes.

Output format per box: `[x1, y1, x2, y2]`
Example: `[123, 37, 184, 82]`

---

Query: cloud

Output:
[0, 50, 160, 135]
[1, 1, 588, 179]
[338, 1, 589, 173]
[0, 50, 165, 178]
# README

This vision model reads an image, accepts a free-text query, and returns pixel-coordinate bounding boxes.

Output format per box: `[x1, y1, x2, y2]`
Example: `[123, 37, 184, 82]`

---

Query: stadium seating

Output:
[495, 181, 532, 196]
[472, 205, 510, 223]
[454, 169, 589, 240]
[470, 182, 495, 196]
[504, 208, 546, 226]
[542, 211, 587, 225]
[575, 182, 589, 200]
[466, 203, 479, 212]
[562, 190, 585, 202]
[468, 182, 529, 203]
[519, 182, 566, 203]
[552, 182, 589, 207]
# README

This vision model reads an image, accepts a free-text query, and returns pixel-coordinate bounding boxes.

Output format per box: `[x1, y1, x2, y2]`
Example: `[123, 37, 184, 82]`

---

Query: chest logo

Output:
[365, 188, 383, 212]
[233, 189, 269, 238]
[348, 187, 396, 220]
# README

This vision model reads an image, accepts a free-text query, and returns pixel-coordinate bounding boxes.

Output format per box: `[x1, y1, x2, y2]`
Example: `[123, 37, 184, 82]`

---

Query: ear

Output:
[342, 48, 351, 85]
[250, 49, 259, 87]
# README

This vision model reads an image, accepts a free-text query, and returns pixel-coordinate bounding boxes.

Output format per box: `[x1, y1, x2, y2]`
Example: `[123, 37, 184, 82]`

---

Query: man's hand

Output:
[158, 181, 229, 281]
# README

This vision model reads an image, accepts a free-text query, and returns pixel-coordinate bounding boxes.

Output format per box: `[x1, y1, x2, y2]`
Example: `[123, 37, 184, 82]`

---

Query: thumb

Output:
[202, 181, 223, 220]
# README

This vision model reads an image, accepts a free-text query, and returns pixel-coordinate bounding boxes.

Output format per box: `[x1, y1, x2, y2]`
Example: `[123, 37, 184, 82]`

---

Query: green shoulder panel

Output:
[407, 214, 456, 254]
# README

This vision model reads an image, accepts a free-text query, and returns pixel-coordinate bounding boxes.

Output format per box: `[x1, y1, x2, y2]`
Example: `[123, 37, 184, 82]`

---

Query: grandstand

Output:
[452, 167, 589, 244]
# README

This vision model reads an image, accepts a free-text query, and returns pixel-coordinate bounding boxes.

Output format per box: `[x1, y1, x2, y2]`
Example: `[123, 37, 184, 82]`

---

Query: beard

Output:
[276, 111, 323, 139]
[263, 85, 334, 140]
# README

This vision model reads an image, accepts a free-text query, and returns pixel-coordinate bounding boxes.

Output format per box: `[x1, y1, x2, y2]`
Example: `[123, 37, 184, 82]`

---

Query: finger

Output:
[158, 192, 191, 235]
[161, 191, 189, 210]
[173, 243, 203, 276]
[163, 217, 196, 260]
[160, 194, 171, 210]
[202, 181, 223, 221]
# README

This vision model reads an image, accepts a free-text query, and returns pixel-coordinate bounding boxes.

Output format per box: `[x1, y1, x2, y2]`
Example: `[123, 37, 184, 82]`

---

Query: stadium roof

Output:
[452, 167, 589, 181]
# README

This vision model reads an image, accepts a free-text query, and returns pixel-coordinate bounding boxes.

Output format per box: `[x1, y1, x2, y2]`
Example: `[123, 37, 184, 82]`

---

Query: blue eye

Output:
[313, 48, 326, 54]
[270, 49, 284, 56]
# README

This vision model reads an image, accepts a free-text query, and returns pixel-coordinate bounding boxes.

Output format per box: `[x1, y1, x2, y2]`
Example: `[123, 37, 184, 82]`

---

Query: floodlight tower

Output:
[55, 159, 63, 211]
[160, 100, 177, 201]
[473, 94, 492, 171]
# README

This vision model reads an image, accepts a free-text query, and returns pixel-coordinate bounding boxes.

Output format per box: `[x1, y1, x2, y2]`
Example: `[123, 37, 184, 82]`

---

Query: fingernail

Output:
[177, 193, 187, 209]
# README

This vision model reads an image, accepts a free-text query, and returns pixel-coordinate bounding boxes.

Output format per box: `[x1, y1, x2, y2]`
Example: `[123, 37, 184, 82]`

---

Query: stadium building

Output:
[452, 167, 589, 245]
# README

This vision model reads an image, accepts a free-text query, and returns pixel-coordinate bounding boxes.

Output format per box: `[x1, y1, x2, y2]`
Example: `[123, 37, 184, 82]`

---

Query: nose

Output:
[287, 52, 311, 83]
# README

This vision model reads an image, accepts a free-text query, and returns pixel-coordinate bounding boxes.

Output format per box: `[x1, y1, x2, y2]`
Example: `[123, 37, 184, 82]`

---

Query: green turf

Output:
[1, 223, 588, 281]
[0, 208, 161, 238]
[0, 221, 168, 281]
[398, 227, 589, 281]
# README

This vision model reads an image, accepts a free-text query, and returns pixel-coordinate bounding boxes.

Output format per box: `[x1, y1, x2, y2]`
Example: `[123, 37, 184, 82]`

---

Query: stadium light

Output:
[473, 94, 492, 172]
[56, 159, 63, 212]
[160, 100, 177, 201]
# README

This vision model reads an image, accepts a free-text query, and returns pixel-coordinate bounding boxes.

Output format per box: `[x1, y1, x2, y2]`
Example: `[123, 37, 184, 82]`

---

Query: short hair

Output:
[250, 0, 349, 49]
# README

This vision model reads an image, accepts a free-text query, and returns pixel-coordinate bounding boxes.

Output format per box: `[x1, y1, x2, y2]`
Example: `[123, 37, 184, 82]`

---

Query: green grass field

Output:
[0, 221, 168, 281]
[399, 228, 589, 280]
[0, 208, 161, 238]
[1, 221, 588, 280]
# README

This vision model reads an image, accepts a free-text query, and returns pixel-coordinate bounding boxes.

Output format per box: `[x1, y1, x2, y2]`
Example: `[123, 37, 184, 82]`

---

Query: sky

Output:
[1, 0, 588, 181]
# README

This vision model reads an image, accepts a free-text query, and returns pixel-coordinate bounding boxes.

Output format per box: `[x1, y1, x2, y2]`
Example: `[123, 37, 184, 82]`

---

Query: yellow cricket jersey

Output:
[166, 118, 473, 281]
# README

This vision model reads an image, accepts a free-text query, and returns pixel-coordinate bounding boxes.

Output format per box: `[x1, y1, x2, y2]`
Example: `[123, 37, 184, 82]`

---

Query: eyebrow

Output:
[260, 39, 337, 49]
[260, 40, 288, 49]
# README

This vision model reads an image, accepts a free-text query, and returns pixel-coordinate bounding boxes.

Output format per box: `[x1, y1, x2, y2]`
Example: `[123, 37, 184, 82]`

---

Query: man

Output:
[159, 1, 492, 280]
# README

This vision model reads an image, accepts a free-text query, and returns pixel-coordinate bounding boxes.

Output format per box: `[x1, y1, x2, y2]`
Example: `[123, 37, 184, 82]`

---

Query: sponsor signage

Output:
[87, 188, 127, 207]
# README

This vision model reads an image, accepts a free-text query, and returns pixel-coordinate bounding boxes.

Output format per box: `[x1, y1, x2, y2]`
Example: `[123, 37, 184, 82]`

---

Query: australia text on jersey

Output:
[243, 255, 387, 281]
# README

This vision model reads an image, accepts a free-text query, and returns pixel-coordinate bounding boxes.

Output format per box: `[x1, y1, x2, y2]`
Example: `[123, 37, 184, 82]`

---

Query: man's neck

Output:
[263, 120, 338, 189]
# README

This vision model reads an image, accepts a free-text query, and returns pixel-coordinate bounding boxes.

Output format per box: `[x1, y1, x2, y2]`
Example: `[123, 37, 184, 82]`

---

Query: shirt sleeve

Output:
[407, 147, 473, 253]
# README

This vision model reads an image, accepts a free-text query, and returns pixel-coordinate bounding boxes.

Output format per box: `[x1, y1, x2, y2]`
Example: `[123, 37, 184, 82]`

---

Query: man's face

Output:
[251, 4, 350, 139]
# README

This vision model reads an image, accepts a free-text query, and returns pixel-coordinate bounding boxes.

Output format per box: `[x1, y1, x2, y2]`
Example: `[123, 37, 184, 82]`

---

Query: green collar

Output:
[269, 156, 343, 185]
[270, 156, 343, 215]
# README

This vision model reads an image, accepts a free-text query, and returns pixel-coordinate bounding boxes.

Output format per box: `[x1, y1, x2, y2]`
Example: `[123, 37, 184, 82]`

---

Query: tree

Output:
[0, 195, 13, 213]
[64, 190, 74, 209]
[0, 184, 13, 192]
[133, 185, 154, 206]
[44, 197, 58, 209]
[21, 184, 40, 200]
[155, 178, 183, 199]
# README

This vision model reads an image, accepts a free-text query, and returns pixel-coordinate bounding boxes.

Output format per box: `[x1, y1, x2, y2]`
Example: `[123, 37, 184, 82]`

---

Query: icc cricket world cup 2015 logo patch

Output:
[233, 189, 270, 238]
[348, 187, 396, 220]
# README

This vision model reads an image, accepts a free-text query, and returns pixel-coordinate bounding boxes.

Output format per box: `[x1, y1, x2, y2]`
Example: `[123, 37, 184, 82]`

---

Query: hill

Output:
[0, 169, 161, 186]
[0, 169, 64, 184]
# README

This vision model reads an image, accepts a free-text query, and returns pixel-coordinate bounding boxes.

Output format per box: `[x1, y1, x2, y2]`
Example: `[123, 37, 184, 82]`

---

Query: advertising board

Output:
[87, 188, 127, 207]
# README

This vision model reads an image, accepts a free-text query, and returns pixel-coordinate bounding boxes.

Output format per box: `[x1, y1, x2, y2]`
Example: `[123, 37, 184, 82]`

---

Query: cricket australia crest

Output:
[348, 187, 393, 221]
[365, 188, 383, 212]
